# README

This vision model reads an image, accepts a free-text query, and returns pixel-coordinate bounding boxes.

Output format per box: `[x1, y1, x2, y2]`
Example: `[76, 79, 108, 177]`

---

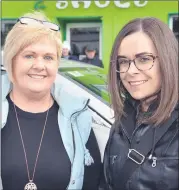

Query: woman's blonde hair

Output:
[3, 11, 62, 80]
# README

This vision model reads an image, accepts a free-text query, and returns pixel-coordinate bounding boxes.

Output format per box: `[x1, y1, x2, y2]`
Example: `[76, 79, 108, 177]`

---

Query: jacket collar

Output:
[2, 73, 89, 119]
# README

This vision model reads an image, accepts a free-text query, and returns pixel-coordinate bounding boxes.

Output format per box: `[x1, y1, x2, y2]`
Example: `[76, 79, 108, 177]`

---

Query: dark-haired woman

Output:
[103, 17, 178, 190]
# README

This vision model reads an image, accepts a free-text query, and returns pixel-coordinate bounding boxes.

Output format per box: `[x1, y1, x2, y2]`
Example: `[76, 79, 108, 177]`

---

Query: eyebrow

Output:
[135, 52, 153, 57]
[45, 53, 57, 57]
[22, 51, 57, 57]
[118, 52, 154, 58]
[117, 55, 128, 59]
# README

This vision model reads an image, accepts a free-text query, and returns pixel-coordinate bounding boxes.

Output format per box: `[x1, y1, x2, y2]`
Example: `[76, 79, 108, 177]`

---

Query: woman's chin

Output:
[27, 86, 49, 94]
[129, 92, 148, 101]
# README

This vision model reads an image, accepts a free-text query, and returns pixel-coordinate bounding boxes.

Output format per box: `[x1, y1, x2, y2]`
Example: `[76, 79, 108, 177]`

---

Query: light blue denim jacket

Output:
[1, 73, 94, 190]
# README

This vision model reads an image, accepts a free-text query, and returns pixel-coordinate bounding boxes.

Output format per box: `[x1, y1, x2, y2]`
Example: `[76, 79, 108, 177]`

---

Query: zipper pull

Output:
[111, 155, 118, 164]
[151, 157, 157, 167]
[148, 154, 152, 160]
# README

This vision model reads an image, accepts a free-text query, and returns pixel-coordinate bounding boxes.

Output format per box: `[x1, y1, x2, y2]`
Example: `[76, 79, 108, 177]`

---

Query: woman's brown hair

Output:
[108, 17, 178, 126]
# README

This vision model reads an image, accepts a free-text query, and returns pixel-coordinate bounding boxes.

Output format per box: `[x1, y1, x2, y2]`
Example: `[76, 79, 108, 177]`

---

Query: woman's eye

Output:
[141, 58, 149, 61]
[119, 59, 129, 64]
[25, 55, 34, 59]
[139, 56, 152, 62]
[44, 56, 53, 60]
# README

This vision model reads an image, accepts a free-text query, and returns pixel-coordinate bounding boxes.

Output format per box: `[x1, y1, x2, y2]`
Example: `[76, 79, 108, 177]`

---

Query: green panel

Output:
[1, 0, 178, 72]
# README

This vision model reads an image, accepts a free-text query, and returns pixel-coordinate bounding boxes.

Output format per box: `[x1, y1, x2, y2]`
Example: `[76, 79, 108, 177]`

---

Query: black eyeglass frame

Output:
[116, 54, 158, 73]
[17, 17, 60, 31]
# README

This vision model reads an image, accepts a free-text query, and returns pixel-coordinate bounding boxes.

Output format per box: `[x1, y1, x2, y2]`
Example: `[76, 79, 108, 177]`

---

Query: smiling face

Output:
[12, 36, 58, 95]
[119, 32, 162, 100]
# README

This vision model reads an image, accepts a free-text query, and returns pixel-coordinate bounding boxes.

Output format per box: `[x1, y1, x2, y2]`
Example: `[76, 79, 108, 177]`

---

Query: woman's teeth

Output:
[129, 80, 147, 86]
[29, 75, 45, 79]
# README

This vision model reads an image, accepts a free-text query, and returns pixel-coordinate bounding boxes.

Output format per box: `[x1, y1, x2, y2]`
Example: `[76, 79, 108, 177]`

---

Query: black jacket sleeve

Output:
[82, 129, 101, 190]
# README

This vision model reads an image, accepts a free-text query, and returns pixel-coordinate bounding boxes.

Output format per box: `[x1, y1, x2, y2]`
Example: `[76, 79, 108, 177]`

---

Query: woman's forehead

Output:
[118, 32, 156, 57]
[19, 38, 57, 55]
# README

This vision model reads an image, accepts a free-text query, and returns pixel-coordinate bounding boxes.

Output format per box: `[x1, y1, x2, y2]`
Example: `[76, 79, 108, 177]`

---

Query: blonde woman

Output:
[1, 12, 101, 190]
[103, 17, 178, 190]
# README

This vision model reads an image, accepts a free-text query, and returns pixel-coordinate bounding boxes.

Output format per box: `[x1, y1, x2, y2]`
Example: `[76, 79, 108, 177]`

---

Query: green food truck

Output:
[1, 0, 178, 71]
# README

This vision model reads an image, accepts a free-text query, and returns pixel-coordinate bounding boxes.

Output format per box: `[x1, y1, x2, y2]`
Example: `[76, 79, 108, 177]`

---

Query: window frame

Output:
[1, 19, 17, 47]
[66, 22, 102, 59]
[168, 13, 179, 40]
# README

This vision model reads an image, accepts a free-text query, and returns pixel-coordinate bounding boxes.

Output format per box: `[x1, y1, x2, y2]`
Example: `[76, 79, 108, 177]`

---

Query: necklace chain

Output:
[13, 101, 49, 182]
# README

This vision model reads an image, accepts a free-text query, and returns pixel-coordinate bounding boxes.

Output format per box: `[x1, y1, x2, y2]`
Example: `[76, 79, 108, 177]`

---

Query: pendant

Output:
[24, 180, 37, 190]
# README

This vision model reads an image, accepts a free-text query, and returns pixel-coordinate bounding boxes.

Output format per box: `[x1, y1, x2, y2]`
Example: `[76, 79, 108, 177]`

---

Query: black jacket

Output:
[81, 56, 104, 68]
[103, 100, 179, 190]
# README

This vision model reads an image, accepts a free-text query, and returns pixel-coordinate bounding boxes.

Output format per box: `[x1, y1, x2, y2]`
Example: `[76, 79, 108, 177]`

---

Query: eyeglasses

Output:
[17, 17, 60, 31]
[116, 54, 158, 73]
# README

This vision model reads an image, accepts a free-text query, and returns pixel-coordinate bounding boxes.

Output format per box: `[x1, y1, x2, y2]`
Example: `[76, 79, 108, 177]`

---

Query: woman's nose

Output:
[32, 57, 45, 70]
[127, 61, 140, 74]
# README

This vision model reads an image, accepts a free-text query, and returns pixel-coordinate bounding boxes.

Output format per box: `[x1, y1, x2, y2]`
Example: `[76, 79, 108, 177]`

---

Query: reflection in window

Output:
[169, 15, 179, 41]
[1, 20, 16, 48]
[93, 84, 108, 93]
[70, 27, 100, 60]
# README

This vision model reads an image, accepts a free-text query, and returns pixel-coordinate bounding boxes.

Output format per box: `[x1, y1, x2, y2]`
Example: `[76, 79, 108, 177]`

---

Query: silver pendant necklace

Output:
[24, 180, 37, 190]
[13, 100, 50, 190]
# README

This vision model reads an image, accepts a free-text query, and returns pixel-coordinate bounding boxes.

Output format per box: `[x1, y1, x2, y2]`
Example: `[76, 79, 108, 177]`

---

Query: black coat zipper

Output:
[121, 123, 130, 145]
